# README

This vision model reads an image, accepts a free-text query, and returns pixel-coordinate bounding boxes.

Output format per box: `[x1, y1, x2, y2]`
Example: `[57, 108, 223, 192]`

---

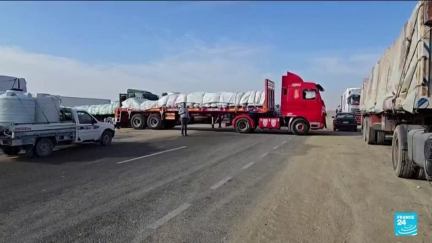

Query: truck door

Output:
[76, 111, 100, 142]
[301, 89, 320, 119]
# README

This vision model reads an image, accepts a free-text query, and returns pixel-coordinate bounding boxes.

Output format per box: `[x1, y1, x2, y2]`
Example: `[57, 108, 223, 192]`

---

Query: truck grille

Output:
[351, 109, 361, 125]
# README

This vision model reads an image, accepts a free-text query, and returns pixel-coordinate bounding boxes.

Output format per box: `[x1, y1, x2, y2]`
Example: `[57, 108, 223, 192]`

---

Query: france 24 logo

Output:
[394, 213, 417, 236]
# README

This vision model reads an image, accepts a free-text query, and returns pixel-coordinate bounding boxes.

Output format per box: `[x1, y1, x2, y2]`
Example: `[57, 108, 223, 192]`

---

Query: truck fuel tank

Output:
[407, 128, 432, 180]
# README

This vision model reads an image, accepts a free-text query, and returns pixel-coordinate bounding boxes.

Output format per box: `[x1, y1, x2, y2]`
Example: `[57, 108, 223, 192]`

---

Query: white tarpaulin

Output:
[121, 98, 146, 110]
[360, 1, 432, 113]
[121, 90, 265, 111]
[74, 101, 120, 116]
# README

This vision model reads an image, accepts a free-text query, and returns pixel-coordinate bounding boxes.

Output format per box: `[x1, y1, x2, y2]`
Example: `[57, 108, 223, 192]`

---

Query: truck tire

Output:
[366, 120, 376, 144]
[362, 118, 368, 141]
[2, 146, 21, 156]
[34, 138, 54, 158]
[376, 130, 386, 144]
[291, 118, 310, 135]
[131, 114, 146, 130]
[235, 118, 252, 133]
[147, 114, 162, 130]
[415, 168, 426, 180]
[392, 125, 414, 178]
[100, 130, 113, 146]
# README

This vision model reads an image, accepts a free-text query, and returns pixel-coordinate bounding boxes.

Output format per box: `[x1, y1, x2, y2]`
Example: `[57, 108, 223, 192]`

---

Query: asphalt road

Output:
[0, 126, 307, 243]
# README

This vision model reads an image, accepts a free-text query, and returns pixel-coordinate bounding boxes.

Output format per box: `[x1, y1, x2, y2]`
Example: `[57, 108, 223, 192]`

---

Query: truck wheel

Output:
[34, 138, 54, 157]
[235, 118, 252, 133]
[366, 120, 376, 144]
[100, 130, 113, 146]
[353, 127, 358, 132]
[2, 146, 21, 156]
[291, 118, 310, 135]
[415, 168, 426, 180]
[131, 114, 146, 130]
[147, 114, 162, 130]
[362, 118, 368, 141]
[376, 130, 385, 144]
[392, 126, 414, 178]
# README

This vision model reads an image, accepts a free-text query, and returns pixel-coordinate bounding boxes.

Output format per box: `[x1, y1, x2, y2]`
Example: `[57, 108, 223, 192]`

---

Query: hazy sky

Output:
[0, 1, 416, 108]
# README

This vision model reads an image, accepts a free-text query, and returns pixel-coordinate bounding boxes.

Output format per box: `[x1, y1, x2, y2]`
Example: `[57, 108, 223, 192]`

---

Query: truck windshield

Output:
[348, 95, 360, 105]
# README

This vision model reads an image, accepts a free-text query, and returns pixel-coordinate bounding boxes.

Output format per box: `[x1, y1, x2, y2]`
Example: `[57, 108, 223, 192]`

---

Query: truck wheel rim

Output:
[40, 143, 50, 154]
[238, 121, 248, 131]
[150, 118, 158, 127]
[296, 124, 304, 132]
[103, 134, 110, 144]
[133, 118, 141, 127]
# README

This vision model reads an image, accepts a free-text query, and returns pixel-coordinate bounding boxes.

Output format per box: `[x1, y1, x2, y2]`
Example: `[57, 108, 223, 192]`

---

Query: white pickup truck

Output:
[0, 108, 115, 157]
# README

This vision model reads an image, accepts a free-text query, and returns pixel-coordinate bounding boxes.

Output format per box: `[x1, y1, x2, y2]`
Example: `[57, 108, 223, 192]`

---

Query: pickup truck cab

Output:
[0, 108, 115, 157]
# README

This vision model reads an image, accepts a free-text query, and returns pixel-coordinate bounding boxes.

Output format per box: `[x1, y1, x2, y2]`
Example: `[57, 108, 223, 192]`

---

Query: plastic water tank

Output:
[0, 90, 35, 124]
[34, 94, 61, 123]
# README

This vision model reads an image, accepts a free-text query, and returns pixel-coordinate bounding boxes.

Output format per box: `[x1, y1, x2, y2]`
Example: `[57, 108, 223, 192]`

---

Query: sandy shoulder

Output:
[230, 131, 432, 243]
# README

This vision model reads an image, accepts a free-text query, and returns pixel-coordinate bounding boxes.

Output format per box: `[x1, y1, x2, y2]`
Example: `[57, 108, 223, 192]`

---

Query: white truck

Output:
[340, 88, 361, 125]
[0, 108, 115, 157]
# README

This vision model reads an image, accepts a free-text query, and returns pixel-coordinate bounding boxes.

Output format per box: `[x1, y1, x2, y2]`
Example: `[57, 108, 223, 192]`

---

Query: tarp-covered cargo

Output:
[122, 91, 265, 111]
[360, 1, 432, 114]
[73, 91, 265, 116]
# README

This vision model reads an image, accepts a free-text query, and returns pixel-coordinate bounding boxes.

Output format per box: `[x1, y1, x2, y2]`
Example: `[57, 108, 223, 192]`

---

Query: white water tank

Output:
[34, 94, 61, 123]
[0, 90, 35, 124]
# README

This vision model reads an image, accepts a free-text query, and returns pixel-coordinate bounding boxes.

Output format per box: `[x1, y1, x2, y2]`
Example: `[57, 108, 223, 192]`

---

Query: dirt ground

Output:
[232, 114, 432, 243]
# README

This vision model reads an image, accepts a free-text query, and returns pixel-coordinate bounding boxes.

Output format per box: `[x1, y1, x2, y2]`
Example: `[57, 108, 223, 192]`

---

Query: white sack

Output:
[166, 94, 179, 108]
[234, 92, 245, 106]
[175, 94, 187, 106]
[140, 100, 158, 110]
[219, 92, 236, 104]
[157, 96, 169, 107]
[122, 98, 146, 109]
[247, 91, 256, 105]
[187, 92, 205, 105]
[240, 92, 251, 105]
[254, 91, 262, 105]
[259, 92, 265, 105]
[203, 92, 220, 104]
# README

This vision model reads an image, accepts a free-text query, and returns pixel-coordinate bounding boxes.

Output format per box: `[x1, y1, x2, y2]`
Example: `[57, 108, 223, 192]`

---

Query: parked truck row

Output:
[0, 71, 327, 158]
[360, 1, 432, 180]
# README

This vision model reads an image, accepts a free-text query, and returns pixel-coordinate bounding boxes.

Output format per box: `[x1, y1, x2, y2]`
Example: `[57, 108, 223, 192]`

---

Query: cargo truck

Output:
[360, 1, 432, 180]
[340, 88, 361, 125]
[114, 72, 327, 135]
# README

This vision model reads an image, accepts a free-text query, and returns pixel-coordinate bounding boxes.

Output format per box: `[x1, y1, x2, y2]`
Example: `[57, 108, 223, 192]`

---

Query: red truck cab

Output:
[279, 72, 326, 133]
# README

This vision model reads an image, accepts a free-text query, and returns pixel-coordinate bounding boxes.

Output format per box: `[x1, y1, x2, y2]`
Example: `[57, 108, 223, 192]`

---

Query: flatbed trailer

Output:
[114, 72, 327, 135]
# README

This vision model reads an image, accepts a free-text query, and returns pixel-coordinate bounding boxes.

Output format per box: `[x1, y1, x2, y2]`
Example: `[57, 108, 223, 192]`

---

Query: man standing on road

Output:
[179, 103, 190, 137]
